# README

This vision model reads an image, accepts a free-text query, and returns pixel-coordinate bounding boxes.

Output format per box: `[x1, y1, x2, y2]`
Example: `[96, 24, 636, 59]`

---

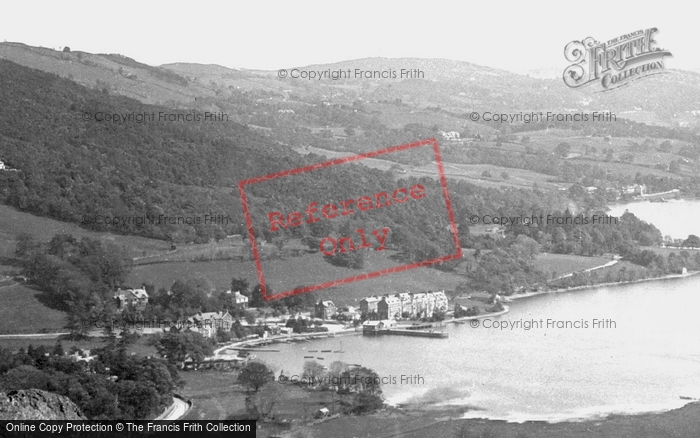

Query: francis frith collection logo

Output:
[563, 28, 672, 91]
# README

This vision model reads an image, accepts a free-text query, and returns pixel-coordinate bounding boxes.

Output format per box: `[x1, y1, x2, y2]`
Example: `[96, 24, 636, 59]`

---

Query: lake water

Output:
[608, 199, 700, 240]
[255, 200, 700, 422]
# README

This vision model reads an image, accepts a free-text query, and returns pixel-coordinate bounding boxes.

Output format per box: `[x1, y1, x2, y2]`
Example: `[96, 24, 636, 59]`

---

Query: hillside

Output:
[0, 42, 215, 108]
[0, 58, 308, 243]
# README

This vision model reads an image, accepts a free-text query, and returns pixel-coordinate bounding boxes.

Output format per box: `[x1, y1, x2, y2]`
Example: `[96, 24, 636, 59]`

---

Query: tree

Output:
[52, 341, 64, 356]
[14, 233, 39, 259]
[154, 331, 213, 366]
[245, 382, 286, 420]
[338, 366, 382, 395]
[63, 46, 71, 52]
[555, 142, 571, 157]
[231, 277, 250, 296]
[683, 235, 700, 248]
[249, 284, 268, 308]
[302, 360, 326, 382]
[238, 361, 274, 393]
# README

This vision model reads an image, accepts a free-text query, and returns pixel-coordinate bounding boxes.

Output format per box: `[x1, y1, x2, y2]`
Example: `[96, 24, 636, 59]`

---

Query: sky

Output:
[1, 1, 695, 74]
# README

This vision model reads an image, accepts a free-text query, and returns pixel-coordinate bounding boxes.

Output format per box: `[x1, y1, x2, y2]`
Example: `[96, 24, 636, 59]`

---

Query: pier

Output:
[366, 328, 448, 338]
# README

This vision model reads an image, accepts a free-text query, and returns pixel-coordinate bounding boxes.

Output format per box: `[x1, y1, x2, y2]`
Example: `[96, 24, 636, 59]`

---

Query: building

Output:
[225, 290, 249, 309]
[410, 292, 428, 318]
[359, 290, 449, 320]
[315, 300, 337, 319]
[439, 131, 461, 141]
[113, 288, 149, 310]
[396, 292, 412, 317]
[377, 295, 402, 320]
[362, 319, 396, 334]
[189, 311, 234, 338]
[431, 290, 449, 312]
[359, 296, 380, 315]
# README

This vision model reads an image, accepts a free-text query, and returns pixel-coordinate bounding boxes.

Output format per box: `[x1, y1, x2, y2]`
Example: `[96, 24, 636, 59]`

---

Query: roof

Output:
[196, 311, 232, 320]
[319, 300, 335, 307]
[114, 288, 148, 299]
[131, 288, 148, 299]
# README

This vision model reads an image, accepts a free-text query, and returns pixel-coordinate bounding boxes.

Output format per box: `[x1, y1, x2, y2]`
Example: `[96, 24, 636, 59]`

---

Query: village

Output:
[107, 284, 501, 368]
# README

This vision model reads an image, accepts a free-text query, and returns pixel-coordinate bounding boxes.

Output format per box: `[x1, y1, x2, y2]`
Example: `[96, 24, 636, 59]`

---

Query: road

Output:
[154, 396, 189, 420]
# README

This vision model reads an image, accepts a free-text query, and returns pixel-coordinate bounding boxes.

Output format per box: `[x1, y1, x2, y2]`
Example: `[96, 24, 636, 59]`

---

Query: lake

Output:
[255, 200, 700, 422]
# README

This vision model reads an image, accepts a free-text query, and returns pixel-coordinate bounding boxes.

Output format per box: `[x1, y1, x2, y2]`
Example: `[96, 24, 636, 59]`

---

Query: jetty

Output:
[381, 328, 448, 338]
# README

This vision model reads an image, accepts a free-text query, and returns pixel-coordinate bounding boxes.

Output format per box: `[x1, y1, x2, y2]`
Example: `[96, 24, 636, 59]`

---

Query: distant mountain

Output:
[4, 43, 700, 129]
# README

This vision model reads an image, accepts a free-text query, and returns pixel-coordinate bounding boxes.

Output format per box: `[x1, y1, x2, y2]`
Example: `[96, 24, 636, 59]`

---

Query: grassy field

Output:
[180, 370, 346, 437]
[180, 371, 246, 421]
[0, 282, 67, 333]
[417, 161, 563, 190]
[0, 204, 170, 259]
[532, 253, 611, 278]
[129, 250, 465, 307]
[639, 246, 700, 257]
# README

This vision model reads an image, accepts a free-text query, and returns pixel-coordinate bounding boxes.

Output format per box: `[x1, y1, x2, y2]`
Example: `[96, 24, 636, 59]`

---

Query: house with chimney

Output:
[113, 288, 149, 310]
[188, 311, 234, 338]
[378, 295, 402, 320]
[359, 296, 380, 315]
[315, 300, 337, 320]
[359, 290, 449, 320]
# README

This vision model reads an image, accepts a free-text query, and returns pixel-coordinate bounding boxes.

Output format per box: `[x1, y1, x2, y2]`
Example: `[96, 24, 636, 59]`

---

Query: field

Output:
[532, 253, 611, 278]
[415, 161, 563, 190]
[129, 250, 465, 307]
[638, 246, 700, 257]
[294, 144, 566, 192]
[0, 282, 67, 333]
[0, 204, 170, 260]
[0, 204, 173, 335]
[180, 371, 246, 421]
[180, 371, 334, 437]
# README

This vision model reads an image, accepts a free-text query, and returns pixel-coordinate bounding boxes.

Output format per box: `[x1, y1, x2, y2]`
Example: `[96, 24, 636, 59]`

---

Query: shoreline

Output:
[211, 272, 699, 427]
[308, 400, 700, 438]
[505, 270, 700, 302]
[213, 307, 512, 355]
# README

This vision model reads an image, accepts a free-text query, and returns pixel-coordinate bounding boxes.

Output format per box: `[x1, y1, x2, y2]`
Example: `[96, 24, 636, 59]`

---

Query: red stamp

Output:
[238, 138, 461, 301]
